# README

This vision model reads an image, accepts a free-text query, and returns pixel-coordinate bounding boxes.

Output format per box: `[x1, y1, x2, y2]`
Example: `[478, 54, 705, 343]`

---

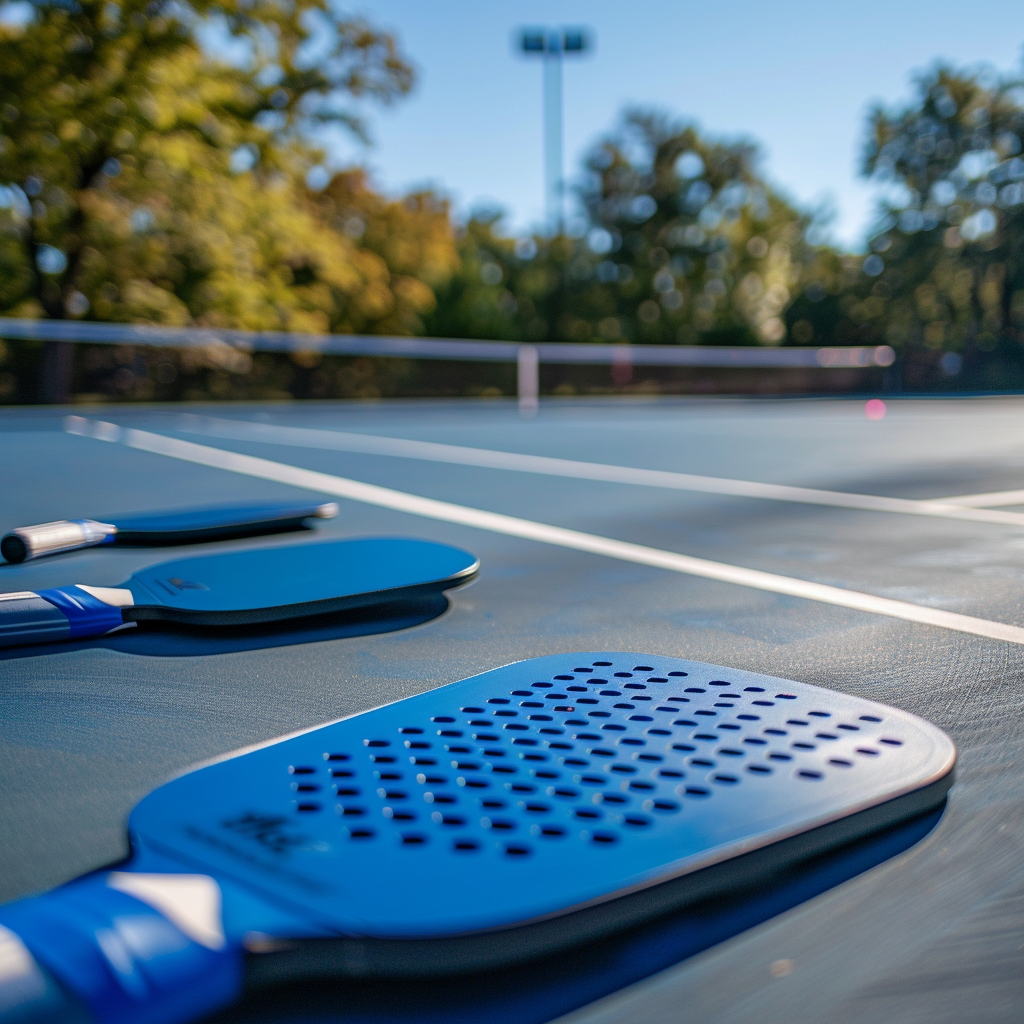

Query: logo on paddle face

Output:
[165, 577, 210, 591]
[222, 812, 307, 855]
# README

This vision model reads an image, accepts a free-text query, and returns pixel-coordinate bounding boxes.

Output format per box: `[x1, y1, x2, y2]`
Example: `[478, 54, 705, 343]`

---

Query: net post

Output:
[517, 345, 539, 418]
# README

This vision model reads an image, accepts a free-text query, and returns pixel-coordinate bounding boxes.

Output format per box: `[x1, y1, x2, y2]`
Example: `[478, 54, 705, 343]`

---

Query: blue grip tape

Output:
[37, 587, 126, 639]
[69, 521, 118, 545]
[0, 875, 243, 1024]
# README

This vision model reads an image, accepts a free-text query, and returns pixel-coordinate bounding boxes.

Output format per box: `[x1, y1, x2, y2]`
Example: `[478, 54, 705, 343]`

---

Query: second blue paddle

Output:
[0, 538, 479, 648]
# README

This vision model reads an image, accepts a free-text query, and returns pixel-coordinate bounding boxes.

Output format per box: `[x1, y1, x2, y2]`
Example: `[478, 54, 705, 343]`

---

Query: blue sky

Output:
[328, 1, 1024, 250]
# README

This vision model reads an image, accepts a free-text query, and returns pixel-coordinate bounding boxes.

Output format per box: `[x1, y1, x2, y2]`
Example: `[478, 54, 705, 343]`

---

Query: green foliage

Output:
[422, 211, 523, 341]
[575, 109, 824, 346]
[865, 65, 1024, 351]
[10, 12, 1024, 402]
[307, 169, 459, 335]
[425, 110, 832, 350]
[785, 63, 1024, 388]
[0, 0, 417, 331]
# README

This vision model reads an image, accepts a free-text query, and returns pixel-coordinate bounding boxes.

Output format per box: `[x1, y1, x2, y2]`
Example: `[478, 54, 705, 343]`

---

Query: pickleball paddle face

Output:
[122, 538, 479, 625]
[0, 538, 479, 647]
[134, 653, 954, 958]
[0, 654, 956, 1024]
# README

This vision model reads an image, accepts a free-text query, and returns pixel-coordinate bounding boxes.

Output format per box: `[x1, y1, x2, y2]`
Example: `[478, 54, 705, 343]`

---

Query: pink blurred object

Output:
[865, 398, 887, 420]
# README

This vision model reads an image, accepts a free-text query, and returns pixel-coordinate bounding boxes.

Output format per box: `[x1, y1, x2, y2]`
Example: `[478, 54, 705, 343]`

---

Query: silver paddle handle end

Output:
[1, 520, 117, 563]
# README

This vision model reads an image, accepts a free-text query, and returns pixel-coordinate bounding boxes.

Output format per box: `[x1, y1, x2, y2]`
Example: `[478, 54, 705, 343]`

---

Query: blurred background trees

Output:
[785, 64, 1024, 391]
[0, 0, 433, 400]
[424, 110, 830, 351]
[2, 4, 1024, 402]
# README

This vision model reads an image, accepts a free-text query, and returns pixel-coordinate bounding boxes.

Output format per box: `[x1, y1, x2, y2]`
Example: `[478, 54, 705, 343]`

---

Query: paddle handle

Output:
[0, 926, 90, 1022]
[0, 587, 132, 648]
[1, 521, 117, 563]
[0, 873, 242, 1024]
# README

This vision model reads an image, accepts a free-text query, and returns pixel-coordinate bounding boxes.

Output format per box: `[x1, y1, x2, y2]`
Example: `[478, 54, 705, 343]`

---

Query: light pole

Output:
[518, 27, 590, 235]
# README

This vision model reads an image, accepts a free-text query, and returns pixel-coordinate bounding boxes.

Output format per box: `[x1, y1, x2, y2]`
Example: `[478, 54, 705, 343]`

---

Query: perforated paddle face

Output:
[122, 538, 479, 624]
[130, 654, 954, 941]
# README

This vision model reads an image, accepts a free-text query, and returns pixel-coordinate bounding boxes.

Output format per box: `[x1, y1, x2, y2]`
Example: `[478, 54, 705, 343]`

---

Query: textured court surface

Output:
[3, 396, 1024, 1023]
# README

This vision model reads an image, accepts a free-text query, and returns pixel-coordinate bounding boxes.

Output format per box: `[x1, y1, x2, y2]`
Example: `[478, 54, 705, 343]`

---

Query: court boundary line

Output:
[63, 415, 1024, 646]
[938, 487, 1024, 507]
[167, 413, 1024, 528]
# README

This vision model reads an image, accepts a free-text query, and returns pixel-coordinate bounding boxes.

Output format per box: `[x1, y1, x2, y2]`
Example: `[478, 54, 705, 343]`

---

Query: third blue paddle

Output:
[1, 501, 341, 563]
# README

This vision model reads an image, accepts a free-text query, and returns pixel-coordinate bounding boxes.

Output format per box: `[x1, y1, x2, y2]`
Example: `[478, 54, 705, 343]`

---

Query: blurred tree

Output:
[788, 64, 1024, 388]
[0, 0, 417, 400]
[574, 108, 828, 347]
[307, 169, 459, 335]
[425, 109, 833, 352]
[423, 210, 523, 341]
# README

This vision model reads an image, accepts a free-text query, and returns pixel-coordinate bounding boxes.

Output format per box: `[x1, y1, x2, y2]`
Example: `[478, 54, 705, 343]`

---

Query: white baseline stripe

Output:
[64, 416, 1024, 646]
[939, 487, 1024, 508]
[171, 413, 1024, 529]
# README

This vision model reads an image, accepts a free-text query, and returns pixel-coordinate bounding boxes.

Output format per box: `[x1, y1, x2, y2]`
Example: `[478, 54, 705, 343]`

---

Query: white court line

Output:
[170, 413, 1024, 529]
[938, 487, 1024, 508]
[64, 415, 1024, 646]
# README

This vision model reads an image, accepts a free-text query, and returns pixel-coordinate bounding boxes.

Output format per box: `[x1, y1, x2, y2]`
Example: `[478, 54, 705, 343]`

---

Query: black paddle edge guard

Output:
[239, 771, 953, 983]
[122, 566, 479, 627]
[209, 805, 947, 1024]
[114, 520, 314, 545]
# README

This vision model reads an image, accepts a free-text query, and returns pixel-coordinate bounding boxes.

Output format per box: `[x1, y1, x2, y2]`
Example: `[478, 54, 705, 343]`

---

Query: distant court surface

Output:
[3, 395, 1024, 1024]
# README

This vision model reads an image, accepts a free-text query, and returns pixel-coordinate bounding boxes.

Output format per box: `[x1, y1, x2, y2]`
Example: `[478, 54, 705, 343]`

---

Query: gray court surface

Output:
[3, 395, 1024, 1023]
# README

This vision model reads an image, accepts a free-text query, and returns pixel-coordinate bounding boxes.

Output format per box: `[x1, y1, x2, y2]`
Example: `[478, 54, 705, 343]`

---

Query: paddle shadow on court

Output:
[0, 595, 450, 660]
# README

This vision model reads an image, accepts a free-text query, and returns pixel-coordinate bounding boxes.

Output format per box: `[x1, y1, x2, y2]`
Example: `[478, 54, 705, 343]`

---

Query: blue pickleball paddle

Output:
[0, 653, 954, 1023]
[1, 501, 341, 563]
[0, 538, 479, 648]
